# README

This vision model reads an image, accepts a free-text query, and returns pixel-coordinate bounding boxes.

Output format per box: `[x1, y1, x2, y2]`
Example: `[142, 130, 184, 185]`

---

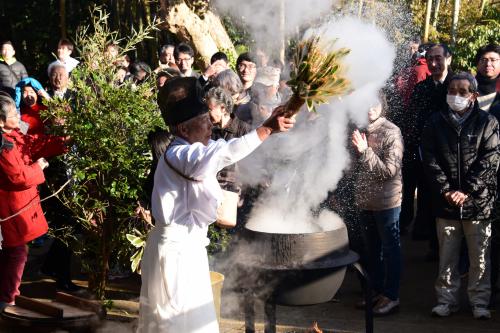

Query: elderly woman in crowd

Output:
[206, 86, 250, 197]
[130, 61, 152, 86]
[0, 93, 66, 310]
[212, 69, 258, 125]
[352, 91, 404, 316]
[207, 87, 250, 145]
[137, 77, 294, 333]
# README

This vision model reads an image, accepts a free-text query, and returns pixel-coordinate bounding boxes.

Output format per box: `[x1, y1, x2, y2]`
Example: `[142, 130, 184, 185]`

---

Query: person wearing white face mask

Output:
[421, 72, 500, 319]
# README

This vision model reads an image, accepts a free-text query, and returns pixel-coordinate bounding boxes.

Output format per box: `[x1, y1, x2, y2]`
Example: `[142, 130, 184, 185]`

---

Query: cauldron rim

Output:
[243, 225, 346, 235]
[240, 224, 354, 270]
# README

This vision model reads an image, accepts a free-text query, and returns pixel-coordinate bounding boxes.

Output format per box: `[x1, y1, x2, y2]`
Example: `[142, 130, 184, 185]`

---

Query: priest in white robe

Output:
[137, 77, 294, 333]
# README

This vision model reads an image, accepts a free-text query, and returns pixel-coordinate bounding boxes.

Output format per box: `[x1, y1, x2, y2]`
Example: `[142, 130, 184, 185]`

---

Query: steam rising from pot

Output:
[213, 1, 405, 233]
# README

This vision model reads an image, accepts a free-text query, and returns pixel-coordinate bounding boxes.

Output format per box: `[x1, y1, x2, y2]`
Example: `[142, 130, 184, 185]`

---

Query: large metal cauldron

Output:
[239, 223, 358, 306]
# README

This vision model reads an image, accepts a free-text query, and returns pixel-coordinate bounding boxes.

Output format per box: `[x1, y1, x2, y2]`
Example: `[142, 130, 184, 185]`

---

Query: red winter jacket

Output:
[0, 130, 66, 247]
[395, 58, 431, 108]
[20, 103, 47, 136]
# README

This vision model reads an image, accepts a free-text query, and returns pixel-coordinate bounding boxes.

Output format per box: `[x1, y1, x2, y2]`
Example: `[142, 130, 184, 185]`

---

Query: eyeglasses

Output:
[479, 57, 500, 65]
[177, 57, 192, 63]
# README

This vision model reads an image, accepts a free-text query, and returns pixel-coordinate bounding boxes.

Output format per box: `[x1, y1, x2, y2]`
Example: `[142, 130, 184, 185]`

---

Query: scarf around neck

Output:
[476, 73, 498, 95]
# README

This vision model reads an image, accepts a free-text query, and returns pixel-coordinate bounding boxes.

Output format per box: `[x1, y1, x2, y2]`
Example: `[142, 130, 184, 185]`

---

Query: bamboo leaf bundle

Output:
[284, 36, 350, 117]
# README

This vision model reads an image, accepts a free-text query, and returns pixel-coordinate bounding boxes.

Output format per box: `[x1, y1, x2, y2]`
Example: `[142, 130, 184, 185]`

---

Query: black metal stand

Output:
[264, 300, 276, 333]
[244, 293, 277, 333]
[243, 261, 374, 333]
[351, 262, 374, 333]
[244, 294, 255, 333]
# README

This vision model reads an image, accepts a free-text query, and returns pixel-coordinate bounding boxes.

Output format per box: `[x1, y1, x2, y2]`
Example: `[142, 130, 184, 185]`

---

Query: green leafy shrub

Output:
[207, 224, 231, 254]
[453, 6, 500, 71]
[221, 15, 253, 52]
[44, 6, 163, 299]
[409, 1, 499, 71]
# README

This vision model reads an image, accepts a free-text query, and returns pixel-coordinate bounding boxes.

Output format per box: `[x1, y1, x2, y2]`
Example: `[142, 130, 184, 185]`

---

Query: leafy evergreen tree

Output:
[45, 6, 163, 299]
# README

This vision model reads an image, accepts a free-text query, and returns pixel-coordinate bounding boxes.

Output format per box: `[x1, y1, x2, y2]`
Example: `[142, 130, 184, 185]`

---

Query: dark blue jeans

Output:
[361, 207, 402, 301]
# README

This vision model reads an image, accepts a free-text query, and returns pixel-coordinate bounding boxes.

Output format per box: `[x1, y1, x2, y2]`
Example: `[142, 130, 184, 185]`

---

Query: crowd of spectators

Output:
[0, 36, 499, 321]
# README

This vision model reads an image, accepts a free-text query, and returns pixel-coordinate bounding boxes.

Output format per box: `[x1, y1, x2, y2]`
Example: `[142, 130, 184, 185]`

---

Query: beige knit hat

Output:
[254, 66, 281, 87]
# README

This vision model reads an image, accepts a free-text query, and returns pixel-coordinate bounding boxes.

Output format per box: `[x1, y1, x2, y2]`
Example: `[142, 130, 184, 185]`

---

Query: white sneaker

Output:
[431, 303, 459, 317]
[472, 306, 491, 320]
[373, 297, 400, 315]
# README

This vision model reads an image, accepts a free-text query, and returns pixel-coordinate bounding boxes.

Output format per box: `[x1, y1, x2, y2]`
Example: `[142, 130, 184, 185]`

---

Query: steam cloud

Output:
[213, 1, 397, 233]
[210, 2, 410, 320]
[214, 0, 335, 51]
[243, 19, 394, 233]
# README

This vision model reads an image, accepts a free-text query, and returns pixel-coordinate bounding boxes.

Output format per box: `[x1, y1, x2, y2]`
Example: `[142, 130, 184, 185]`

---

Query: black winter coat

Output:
[402, 73, 452, 161]
[0, 60, 28, 95]
[211, 116, 250, 192]
[489, 93, 500, 114]
[421, 103, 500, 221]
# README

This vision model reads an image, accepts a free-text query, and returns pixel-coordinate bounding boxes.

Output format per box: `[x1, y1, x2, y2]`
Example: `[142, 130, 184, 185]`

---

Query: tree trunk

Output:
[370, 0, 376, 24]
[423, 0, 433, 42]
[87, 212, 110, 300]
[432, 0, 441, 28]
[59, 0, 67, 39]
[159, 0, 236, 69]
[279, 0, 285, 65]
[357, 0, 364, 18]
[480, 0, 488, 17]
[144, 1, 158, 66]
[451, 0, 460, 46]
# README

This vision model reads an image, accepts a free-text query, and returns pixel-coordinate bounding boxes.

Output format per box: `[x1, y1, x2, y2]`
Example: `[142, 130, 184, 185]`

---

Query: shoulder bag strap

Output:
[164, 143, 202, 183]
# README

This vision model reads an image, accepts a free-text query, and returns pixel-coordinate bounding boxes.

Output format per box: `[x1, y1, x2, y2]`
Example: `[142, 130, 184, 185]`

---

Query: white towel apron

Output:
[137, 224, 219, 333]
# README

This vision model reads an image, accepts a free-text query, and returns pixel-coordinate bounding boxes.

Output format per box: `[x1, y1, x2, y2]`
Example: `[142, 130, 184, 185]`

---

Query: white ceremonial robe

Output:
[137, 130, 262, 333]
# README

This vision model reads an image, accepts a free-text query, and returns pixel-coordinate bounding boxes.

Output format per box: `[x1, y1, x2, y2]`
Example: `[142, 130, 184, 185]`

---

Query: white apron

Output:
[137, 224, 219, 333]
[137, 131, 262, 333]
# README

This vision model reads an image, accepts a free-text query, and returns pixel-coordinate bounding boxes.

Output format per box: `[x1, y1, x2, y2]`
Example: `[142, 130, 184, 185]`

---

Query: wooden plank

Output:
[14, 296, 64, 318]
[4, 302, 96, 320]
[55, 292, 105, 317]
[4, 305, 52, 319]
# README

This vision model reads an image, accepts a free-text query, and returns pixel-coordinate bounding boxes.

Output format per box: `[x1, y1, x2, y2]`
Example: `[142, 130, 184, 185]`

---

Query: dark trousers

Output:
[42, 238, 72, 282]
[361, 207, 402, 301]
[40, 165, 74, 284]
[401, 158, 438, 252]
[400, 158, 418, 231]
[0, 245, 28, 304]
